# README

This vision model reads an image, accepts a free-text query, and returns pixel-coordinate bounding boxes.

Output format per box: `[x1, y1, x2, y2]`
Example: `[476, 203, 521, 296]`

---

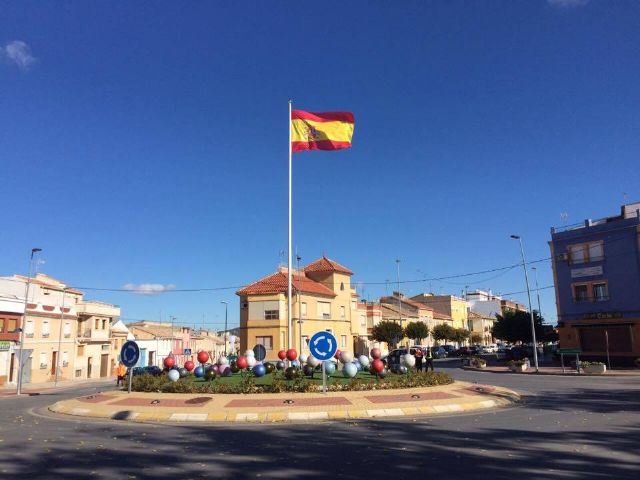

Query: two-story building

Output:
[236, 256, 366, 360]
[410, 293, 468, 330]
[550, 202, 640, 363]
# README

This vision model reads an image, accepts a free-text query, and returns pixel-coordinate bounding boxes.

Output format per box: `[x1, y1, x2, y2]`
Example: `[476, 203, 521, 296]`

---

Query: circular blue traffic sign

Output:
[120, 340, 140, 368]
[309, 331, 337, 361]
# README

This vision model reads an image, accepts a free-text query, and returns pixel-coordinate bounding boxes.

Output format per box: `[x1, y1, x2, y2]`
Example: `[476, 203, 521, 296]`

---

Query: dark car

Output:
[442, 345, 457, 355]
[143, 365, 163, 376]
[385, 347, 423, 366]
[505, 346, 532, 361]
[453, 346, 473, 357]
[429, 346, 447, 359]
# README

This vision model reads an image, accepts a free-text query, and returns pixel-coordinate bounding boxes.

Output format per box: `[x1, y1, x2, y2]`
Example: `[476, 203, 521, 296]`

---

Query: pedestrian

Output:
[424, 347, 434, 372]
[415, 348, 424, 372]
[116, 362, 127, 386]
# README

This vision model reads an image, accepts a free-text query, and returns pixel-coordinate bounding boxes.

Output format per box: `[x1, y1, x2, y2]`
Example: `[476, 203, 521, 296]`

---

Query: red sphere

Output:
[334, 349, 341, 359]
[286, 349, 298, 361]
[236, 356, 248, 369]
[370, 348, 382, 359]
[184, 360, 195, 372]
[197, 351, 209, 364]
[163, 356, 175, 369]
[277, 350, 287, 360]
[371, 359, 384, 374]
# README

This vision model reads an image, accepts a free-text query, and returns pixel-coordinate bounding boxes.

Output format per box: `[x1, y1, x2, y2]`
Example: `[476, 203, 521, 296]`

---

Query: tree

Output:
[451, 328, 471, 345]
[432, 324, 455, 344]
[404, 321, 430, 343]
[371, 320, 405, 348]
[470, 333, 483, 344]
[492, 310, 553, 344]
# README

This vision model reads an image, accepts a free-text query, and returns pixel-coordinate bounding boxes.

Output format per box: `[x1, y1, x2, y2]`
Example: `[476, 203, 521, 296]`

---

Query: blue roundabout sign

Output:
[120, 340, 140, 368]
[309, 331, 338, 361]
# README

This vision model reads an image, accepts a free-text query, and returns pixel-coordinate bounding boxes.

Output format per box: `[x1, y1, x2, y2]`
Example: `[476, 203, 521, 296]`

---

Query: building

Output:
[467, 310, 495, 345]
[465, 289, 527, 318]
[409, 293, 468, 330]
[550, 202, 640, 362]
[379, 293, 435, 347]
[236, 256, 367, 360]
[0, 273, 120, 385]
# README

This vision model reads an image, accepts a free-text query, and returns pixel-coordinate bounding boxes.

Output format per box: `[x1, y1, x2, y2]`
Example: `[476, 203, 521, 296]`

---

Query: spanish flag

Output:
[291, 110, 355, 153]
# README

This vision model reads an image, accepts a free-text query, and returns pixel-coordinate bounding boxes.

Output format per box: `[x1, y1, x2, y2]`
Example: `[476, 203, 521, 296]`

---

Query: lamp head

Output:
[32, 248, 42, 253]
[510, 235, 520, 240]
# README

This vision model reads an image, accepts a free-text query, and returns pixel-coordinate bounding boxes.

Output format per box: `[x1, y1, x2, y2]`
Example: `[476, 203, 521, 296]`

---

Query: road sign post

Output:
[309, 331, 338, 394]
[120, 341, 140, 394]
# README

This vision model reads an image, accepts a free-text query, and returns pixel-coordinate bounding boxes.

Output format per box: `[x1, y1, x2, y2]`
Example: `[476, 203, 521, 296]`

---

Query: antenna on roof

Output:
[560, 212, 568, 224]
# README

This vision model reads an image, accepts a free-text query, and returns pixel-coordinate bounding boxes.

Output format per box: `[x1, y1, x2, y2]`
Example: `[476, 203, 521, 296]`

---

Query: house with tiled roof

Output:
[236, 256, 368, 359]
[379, 293, 436, 347]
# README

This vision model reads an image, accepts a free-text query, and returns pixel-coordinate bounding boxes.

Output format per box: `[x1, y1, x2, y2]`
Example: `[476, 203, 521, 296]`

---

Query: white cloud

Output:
[123, 283, 176, 295]
[1, 40, 37, 70]
[547, 0, 589, 8]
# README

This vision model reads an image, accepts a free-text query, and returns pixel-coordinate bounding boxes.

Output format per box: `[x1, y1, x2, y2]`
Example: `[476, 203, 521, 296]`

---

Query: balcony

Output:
[574, 296, 610, 304]
[78, 328, 110, 341]
[76, 301, 120, 318]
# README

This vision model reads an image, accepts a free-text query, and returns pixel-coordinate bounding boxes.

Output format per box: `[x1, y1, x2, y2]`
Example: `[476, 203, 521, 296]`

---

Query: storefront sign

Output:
[571, 266, 603, 278]
[582, 311, 622, 320]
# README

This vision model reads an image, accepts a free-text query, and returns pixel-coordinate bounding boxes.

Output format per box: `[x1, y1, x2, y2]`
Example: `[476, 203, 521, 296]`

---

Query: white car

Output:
[483, 344, 497, 353]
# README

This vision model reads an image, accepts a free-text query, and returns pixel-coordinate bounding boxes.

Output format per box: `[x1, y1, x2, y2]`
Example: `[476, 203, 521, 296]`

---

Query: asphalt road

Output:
[1, 360, 638, 480]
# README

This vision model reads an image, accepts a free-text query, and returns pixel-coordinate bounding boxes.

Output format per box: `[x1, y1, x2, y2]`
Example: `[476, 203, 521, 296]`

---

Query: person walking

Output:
[415, 348, 424, 372]
[424, 347, 434, 372]
[116, 362, 127, 386]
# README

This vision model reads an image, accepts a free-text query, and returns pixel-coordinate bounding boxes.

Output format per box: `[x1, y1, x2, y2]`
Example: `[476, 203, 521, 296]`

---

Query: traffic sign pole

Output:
[322, 361, 326, 394]
[128, 367, 133, 394]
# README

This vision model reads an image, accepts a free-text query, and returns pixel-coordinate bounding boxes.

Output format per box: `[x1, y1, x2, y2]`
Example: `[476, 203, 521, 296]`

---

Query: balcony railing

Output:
[574, 295, 610, 303]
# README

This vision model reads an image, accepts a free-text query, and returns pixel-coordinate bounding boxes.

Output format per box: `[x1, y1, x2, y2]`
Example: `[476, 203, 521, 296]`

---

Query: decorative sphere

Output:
[389, 364, 399, 374]
[370, 348, 382, 359]
[204, 369, 217, 381]
[209, 364, 220, 374]
[402, 354, 416, 368]
[247, 356, 257, 368]
[184, 360, 195, 372]
[334, 349, 341, 359]
[163, 356, 176, 369]
[339, 352, 353, 364]
[218, 356, 229, 366]
[371, 359, 385, 374]
[307, 355, 321, 368]
[244, 349, 255, 358]
[398, 365, 408, 375]
[253, 364, 266, 377]
[286, 349, 298, 361]
[324, 361, 337, 375]
[276, 360, 285, 370]
[178, 367, 188, 378]
[285, 366, 298, 380]
[378, 368, 388, 378]
[264, 362, 275, 374]
[168, 369, 180, 382]
[277, 350, 287, 360]
[343, 362, 358, 378]
[291, 360, 299, 368]
[358, 355, 370, 368]
[299, 354, 308, 364]
[194, 366, 205, 378]
[221, 366, 232, 377]
[353, 360, 362, 372]
[230, 360, 239, 373]
[197, 351, 209, 364]
[236, 356, 248, 369]
[303, 365, 315, 376]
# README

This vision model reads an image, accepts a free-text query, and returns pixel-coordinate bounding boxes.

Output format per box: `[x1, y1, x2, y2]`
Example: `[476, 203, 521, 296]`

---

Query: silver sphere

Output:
[402, 353, 416, 368]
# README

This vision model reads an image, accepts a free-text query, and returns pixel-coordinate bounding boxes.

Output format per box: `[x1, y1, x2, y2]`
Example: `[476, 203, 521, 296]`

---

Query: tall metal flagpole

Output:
[288, 100, 293, 358]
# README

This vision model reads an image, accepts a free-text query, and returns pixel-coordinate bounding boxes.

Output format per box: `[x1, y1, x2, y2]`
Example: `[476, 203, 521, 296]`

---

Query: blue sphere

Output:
[324, 361, 336, 375]
[343, 362, 358, 378]
[253, 364, 266, 377]
[353, 360, 363, 372]
[291, 360, 300, 368]
[194, 366, 205, 378]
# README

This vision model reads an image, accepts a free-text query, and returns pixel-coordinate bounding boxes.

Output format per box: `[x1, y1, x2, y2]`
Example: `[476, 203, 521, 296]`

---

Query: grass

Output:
[188, 369, 380, 386]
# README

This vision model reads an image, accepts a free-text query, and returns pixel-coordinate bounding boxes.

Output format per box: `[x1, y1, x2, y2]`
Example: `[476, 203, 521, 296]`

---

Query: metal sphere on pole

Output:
[16, 247, 42, 395]
[510, 235, 539, 372]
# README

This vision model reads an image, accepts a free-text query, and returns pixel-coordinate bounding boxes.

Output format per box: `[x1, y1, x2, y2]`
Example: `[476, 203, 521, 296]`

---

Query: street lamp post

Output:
[220, 301, 228, 355]
[16, 247, 42, 395]
[396, 259, 405, 349]
[531, 266, 542, 318]
[510, 235, 539, 372]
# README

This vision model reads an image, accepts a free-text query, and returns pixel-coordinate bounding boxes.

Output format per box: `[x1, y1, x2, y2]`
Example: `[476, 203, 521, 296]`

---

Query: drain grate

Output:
[150, 399, 161, 405]
[283, 399, 295, 405]
[411, 394, 421, 399]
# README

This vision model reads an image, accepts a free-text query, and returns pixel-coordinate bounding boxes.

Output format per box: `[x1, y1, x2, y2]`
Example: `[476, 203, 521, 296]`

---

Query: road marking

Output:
[169, 413, 207, 422]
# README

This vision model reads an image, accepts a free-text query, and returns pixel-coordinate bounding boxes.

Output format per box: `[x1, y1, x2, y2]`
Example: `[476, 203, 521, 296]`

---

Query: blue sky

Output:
[2, 0, 639, 330]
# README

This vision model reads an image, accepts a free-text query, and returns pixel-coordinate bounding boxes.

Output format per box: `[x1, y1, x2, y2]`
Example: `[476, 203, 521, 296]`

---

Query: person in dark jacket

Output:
[424, 347, 434, 372]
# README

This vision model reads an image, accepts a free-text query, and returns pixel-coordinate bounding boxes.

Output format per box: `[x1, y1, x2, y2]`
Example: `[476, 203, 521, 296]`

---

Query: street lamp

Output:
[16, 247, 42, 395]
[510, 235, 539, 372]
[396, 259, 406, 349]
[220, 301, 228, 355]
[531, 266, 542, 318]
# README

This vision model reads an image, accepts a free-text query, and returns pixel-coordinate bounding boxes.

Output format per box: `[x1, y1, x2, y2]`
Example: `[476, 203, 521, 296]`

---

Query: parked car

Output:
[143, 365, 163, 376]
[385, 347, 423, 366]
[504, 346, 532, 361]
[483, 344, 497, 354]
[429, 346, 447, 359]
[452, 346, 473, 357]
[442, 345, 457, 356]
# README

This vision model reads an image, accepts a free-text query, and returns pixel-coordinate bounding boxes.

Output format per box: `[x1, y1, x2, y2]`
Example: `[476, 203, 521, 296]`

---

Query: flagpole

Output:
[287, 99, 293, 359]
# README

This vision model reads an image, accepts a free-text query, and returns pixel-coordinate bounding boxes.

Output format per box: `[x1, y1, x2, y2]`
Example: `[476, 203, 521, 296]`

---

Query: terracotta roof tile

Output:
[304, 256, 353, 275]
[236, 271, 336, 297]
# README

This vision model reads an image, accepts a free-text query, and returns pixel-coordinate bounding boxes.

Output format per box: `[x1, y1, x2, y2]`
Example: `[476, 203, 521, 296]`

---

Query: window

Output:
[593, 283, 609, 301]
[340, 282, 345, 291]
[303, 335, 309, 347]
[341, 335, 347, 348]
[340, 306, 346, 319]
[573, 284, 589, 302]
[8, 318, 17, 333]
[63, 322, 71, 338]
[62, 351, 69, 367]
[0, 318, 4, 332]
[264, 310, 279, 320]
[249, 301, 279, 320]
[102, 319, 107, 330]
[42, 321, 50, 337]
[301, 302, 307, 317]
[39, 352, 47, 368]
[359, 314, 366, 328]
[95, 319, 100, 329]
[78, 345, 85, 356]
[569, 241, 604, 264]
[256, 336, 273, 350]
[318, 302, 331, 319]
[351, 300, 357, 310]
[24, 319, 33, 337]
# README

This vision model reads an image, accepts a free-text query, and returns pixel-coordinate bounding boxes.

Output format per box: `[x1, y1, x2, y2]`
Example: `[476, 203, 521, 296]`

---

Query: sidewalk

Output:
[0, 377, 116, 398]
[463, 365, 640, 376]
[48, 380, 519, 424]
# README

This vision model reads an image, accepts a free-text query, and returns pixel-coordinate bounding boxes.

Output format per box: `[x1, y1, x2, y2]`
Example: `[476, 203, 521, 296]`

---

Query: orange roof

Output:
[304, 256, 353, 275]
[236, 270, 336, 297]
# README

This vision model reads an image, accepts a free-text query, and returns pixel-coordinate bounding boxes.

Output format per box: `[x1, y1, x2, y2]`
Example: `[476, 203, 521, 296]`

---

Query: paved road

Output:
[1, 361, 638, 480]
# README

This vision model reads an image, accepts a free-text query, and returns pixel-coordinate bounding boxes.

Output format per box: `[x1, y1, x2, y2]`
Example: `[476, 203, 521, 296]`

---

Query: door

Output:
[148, 351, 155, 367]
[51, 351, 58, 376]
[87, 357, 92, 378]
[139, 349, 147, 367]
[100, 354, 108, 377]
[18, 350, 32, 384]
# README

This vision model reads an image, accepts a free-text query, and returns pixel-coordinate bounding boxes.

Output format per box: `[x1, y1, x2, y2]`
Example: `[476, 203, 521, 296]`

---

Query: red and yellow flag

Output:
[291, 110, 354, 152]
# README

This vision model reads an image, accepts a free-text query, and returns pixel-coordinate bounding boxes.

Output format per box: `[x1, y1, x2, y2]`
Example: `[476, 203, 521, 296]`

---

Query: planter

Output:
[583, 364, 606, 374]
[509, 364, 528, 373]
